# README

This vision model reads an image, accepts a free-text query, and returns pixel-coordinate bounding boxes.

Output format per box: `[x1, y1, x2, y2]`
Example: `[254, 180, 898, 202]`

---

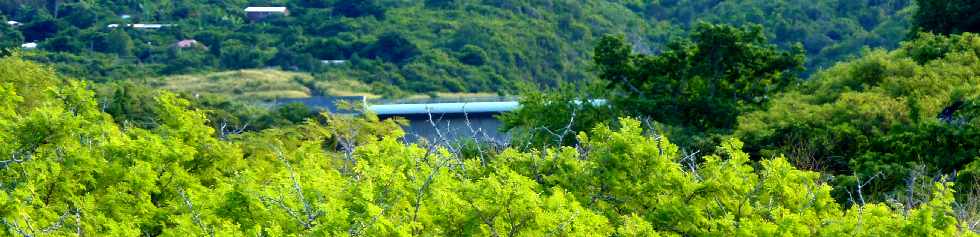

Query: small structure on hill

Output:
[6, 21, 21, 27]
[321, 60, 348, 65]
[20, 42, 37, 49]
[174, 39, 207, 49]
[245, 7, 288, 21]
[108, 23, 175, 29]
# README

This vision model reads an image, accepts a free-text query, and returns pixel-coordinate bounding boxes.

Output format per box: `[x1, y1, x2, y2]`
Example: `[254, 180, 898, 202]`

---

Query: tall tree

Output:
[219, 39, 277, 69]
[362, 32, 419, 64]
[594, 23, 804, 130]
[333, 0, 385, 18]
[913, 0, 980, 34]
[0, 24, 23, 49]
[105, 29, 134, 57]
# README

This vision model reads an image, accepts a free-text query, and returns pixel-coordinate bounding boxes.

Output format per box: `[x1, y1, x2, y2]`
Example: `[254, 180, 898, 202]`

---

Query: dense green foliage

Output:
[502, 9, 980, 213]
[620, 0, 913, 71]
[503, 23, 803, 150]
[1, 0, 912, 95]
[498, 83, 613, 147]
[595, 24, 804, 130]
[913, 0, 980, 34]
[3, 1, 980, 236]
[96, 80, 317, 133]
[736, 32, 980, 197]
[1, 56, 977, 235]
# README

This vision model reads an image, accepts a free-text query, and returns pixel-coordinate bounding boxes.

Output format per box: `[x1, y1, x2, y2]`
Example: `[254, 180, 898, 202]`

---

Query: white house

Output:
[108, 23, 175, 29]
[132, 24, 173, 29]
[244, 7, 288, 21]
[174, 39, 208, 49]
[6, 21, 21, 27]
[321, 60, 348, 65]
[21, 42, 37, 49]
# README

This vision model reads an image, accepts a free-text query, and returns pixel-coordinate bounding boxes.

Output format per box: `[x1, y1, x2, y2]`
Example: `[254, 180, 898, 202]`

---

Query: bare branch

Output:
[178, 187, 214, 237]
[3, 218, 31, 237]
[0, 151, 32, 169]
[272, 147, 321, 229]
[39, 209, 71, 234]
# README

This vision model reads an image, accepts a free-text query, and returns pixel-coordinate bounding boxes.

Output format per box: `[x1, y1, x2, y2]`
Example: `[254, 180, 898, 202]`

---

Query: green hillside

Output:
[1, 0, 911, 95]
[1, 55, 977, 235]
[4, 0, 980, 235]
[155, 70, 315, 100]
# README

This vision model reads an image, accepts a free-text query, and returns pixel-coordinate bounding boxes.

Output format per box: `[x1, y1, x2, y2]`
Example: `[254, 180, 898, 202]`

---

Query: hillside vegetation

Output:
[500, 1, 980, 220]
[1, 0, 912, 95]
[3, 0, 980, 236]
[156, 70, 315, 100]
[0, 55, 976, 235]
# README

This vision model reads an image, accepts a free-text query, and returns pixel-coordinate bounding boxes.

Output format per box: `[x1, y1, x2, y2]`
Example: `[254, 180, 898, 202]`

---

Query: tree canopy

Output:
[2, 1, 980, 236]
[595, 23, 804, 130]
[913, 0, 980, 34]
[1, 54, 976, 236]
[0, 0, 912, 95]
[736, 32, 980, 199]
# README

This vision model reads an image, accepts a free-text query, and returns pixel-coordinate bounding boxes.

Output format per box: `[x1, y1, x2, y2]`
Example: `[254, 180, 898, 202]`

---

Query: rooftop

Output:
[175, 39, 203, 48]
[108, 23, 175, 29]
[244, 7, 288, 12]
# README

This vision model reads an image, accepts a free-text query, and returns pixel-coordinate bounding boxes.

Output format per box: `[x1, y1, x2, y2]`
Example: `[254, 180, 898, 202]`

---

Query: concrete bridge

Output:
[272, 96, 519, 144]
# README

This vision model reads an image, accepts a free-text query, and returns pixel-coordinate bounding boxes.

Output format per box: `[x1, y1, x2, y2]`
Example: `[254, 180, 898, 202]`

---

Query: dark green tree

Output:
[362, 32, 418, 64]
[57, 2, 100, 28]
[594, 23, 804, 130]
[102, 82, 160, 128]
[105, 29, 134, 57]
[425, 0, 457, 8]
[0, 24, 24, 48]
[913, 0, 980, 34]
[333, 0, 385, 18]
[219, 39, 277, 69]
[20, 17, 64, 42]
[499, 83, 613, 147]
[161, 47, 213, 74]
[457, 44, 487, 66]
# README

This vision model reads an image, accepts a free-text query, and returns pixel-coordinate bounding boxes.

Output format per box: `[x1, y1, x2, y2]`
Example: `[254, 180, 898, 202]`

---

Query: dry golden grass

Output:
[155, 69, 383, 100]
[313, 79, 383, 99]
[157, 69, 312, 100]
[155, 69, 502, 102]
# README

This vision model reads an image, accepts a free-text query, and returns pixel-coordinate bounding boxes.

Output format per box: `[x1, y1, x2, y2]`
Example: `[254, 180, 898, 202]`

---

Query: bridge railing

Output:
[370, 96, 519, 105]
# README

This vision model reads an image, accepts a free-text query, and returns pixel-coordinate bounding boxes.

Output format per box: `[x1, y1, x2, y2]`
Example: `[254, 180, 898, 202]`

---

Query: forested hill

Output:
[0, 0, 911, 95]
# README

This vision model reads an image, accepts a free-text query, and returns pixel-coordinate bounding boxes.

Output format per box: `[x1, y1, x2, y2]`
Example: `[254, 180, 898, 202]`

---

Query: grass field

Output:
[155, 70, 312, 100]
[154, 69, 510, 102]
[154, 69, 385, 100]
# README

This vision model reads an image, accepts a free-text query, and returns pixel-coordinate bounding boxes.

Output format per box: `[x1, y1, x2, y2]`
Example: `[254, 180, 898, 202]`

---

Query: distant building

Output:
[174, 39, 206, 49]
[20, 42, 37, 49]
[108, 23, 174, 29]
[321, 60, 348, 65]
[131, 24, 173, 29]
[244, 7, 288, 21]
[6, 21, 21, 27]
[120, 14, 131, 20]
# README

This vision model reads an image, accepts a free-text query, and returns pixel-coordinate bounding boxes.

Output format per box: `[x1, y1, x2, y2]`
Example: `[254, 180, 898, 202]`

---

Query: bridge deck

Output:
[368, 101, 519, 116]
